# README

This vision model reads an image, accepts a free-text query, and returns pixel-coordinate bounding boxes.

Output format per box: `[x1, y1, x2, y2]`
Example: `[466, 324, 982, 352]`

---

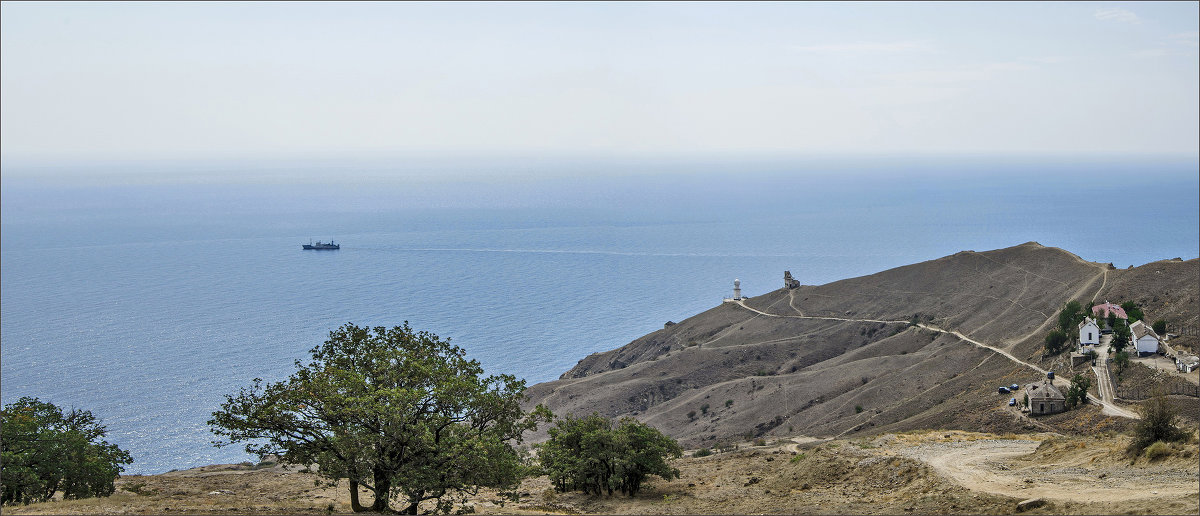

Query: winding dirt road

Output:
[891, 437, 1198, 503]
[732, 300, 1140, 419]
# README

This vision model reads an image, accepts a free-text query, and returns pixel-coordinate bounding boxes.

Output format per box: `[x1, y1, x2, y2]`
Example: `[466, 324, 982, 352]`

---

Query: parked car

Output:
[1008, 398, 1017, 406]
[998, 386, 1010, 394]
[1010, 384, 1019, 391]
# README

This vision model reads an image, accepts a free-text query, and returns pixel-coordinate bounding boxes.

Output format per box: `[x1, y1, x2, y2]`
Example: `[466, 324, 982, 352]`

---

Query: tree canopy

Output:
[1, 397, 132, 506]
[538, 413, 681, 497]
[1064, 374, 1092, 410]
[1043, 328, 1068, 355]
[209, 323, 549, 514]
[1111, 323, 1131, 354]
[1057, 300, 1087, 333]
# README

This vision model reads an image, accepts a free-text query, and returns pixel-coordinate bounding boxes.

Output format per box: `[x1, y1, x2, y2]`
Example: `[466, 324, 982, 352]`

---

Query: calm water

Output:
[2, 156, 1197, 474]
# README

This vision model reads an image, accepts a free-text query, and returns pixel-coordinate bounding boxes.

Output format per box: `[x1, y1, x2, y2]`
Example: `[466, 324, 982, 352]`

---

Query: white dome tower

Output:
[733, 278, 742, 300]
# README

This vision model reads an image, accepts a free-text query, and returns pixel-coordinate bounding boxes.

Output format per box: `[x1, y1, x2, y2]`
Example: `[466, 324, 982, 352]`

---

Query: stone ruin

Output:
[783, 270, 800, 289]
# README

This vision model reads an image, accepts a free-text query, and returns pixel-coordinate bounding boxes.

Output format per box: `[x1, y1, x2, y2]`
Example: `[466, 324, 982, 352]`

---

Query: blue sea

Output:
[2, 155, 1197, 474]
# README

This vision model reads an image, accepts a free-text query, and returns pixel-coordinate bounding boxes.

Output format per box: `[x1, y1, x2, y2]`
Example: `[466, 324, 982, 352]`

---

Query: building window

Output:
[1039, 403, 1044, 413]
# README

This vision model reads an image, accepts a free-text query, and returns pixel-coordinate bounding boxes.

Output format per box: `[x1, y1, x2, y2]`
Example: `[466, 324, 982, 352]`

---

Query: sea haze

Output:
[2, 155, 1197, 474]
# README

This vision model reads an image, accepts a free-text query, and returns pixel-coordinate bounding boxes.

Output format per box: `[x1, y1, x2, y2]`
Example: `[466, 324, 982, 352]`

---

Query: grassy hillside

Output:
[524, 243, 1199, 448]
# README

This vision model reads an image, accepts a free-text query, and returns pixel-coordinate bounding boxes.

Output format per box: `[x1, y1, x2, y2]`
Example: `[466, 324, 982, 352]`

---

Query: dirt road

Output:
[733, 300, 1141, 419]
[888, 434, 1199, 505]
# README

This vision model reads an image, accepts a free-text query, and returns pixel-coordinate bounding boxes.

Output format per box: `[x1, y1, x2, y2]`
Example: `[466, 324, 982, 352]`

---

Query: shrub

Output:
[855, 405, 864, 414]
[537, 413, 681, 496]
[693, 448, 712, 458]
[687, 411, 696, 420]
[700, 403, 710, 415]
[1144, 441, 1171, 461]
[1129, 391, 1188, 455]
[1152, 320, 1167, 336]
[725, 399, 734, 408]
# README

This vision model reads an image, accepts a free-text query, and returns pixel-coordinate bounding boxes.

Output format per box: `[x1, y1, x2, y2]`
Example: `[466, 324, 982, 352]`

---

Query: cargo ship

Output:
[302, 240, 340, 250]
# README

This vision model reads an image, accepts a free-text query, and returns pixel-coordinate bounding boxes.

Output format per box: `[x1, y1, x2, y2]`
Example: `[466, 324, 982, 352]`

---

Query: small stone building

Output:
[1024, 380, 1065, 416]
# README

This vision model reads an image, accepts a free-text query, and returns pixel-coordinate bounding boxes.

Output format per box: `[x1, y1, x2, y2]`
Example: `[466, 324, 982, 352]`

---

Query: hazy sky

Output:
[2, 1, 1198, 165]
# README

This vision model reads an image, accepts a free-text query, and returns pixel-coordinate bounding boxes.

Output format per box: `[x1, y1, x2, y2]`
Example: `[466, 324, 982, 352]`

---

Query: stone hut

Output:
[1024, 380, 1065, 416]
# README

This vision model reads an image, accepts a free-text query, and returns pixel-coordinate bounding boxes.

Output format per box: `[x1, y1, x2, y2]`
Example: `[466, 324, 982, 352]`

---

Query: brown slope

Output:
[523, 243, 1194, 447]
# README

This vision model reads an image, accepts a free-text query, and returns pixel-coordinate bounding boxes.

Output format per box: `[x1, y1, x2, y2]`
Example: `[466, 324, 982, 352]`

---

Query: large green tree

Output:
[538, 413, 681, 497]
[209, 323, 549, 514]
[1057, 300, 1087, 333]
[1, 397, 132, 505]
[1111, 323, 1131, 355]
[1043, 328, 1068, 355]
[1064, 374, 1092, 410]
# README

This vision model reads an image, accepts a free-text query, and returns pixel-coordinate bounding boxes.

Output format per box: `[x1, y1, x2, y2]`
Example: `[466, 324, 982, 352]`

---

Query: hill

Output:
[523, 242, 1199, 447]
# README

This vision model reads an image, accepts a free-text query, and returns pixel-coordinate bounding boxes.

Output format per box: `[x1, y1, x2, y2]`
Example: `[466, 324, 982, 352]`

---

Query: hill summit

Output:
[524, 242, 1199, 446]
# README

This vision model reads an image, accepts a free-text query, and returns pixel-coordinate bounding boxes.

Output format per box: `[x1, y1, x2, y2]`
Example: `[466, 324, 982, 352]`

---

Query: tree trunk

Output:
[402, 490, 424, 514]
[348, 479, 365, 513]
[371, 469, 391, 513]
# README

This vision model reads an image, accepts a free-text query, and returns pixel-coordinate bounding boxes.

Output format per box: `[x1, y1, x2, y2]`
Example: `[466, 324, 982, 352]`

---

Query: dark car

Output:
[998, 387, 1010, 394]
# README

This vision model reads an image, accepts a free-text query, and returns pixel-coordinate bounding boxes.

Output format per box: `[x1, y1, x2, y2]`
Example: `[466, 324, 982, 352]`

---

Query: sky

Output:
[2, 1, 1198, 170]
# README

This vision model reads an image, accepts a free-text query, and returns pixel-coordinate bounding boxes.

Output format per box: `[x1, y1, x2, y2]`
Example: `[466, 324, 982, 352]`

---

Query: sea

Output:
[2, 155, 1197, 474]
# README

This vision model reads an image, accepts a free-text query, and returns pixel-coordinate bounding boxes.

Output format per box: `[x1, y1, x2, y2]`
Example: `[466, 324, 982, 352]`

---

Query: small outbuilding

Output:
[1175, 354, 1199, 374]
[1129, 320, 1161, 356]
[1024, 380, 1065, 416]
[1078, 317, 1100, 347]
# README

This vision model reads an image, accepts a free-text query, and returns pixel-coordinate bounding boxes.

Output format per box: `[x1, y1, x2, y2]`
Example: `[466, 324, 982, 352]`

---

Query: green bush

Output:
[537, 413, 681, 497]
[692, 448, 712, 458]
[1, 397, 132, 505]
[855, 405, 864, 414]
[700, 403, 709, 415]
[1144, 441, 1171, 460]
[1129, 392, 1188, 455]
[1152, 320, 1167, 336]
[725, 399, 734, 408]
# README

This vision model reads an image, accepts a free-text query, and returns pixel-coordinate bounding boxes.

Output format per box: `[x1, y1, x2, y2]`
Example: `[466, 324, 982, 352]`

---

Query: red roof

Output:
[1091, 302, 1128, 319]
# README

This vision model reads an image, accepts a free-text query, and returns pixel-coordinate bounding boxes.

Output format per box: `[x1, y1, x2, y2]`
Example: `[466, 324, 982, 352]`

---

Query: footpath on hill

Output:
[732, 299, 1141, 420]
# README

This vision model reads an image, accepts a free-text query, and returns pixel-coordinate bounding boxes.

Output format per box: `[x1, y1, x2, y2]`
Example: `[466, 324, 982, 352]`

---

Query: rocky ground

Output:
[8, 430, 1197, 515]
